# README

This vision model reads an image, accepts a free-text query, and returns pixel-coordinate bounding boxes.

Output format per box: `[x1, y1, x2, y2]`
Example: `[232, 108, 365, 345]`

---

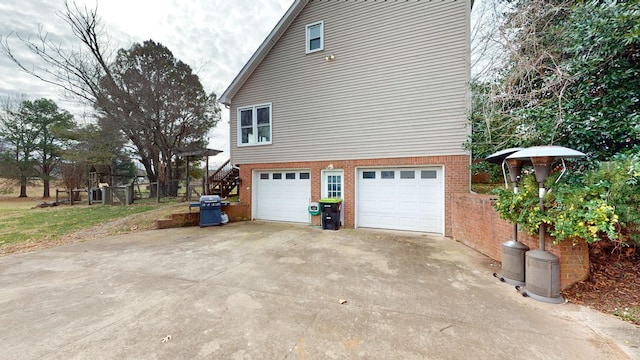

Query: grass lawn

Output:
[0, 178, 186, 251]
[0, 203, 160, 246]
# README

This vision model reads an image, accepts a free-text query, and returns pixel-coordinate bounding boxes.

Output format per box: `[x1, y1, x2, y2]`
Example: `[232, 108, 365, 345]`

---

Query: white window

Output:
[325, 174, 342, 198]
[237, 103, 272, 146]
[305, 21, 324, 53]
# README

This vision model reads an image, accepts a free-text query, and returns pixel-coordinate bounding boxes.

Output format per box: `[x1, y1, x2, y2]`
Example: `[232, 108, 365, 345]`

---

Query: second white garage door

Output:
[357, 167, 444, 233]
[254, 170, 311, 223]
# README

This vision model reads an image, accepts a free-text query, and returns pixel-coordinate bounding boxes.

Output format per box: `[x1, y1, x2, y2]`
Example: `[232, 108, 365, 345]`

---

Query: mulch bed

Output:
[562, 242, 640, 324]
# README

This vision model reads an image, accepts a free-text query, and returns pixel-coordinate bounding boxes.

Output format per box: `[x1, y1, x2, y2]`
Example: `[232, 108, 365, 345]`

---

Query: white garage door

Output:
[255, 170, 311, 223]
[357, 168, 444, 233]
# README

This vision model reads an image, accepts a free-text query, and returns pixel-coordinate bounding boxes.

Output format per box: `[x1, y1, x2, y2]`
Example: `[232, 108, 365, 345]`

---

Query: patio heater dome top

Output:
[486, 147, 532, 185]
[485, 147, 526, 164]
[505, 145, 586, 160]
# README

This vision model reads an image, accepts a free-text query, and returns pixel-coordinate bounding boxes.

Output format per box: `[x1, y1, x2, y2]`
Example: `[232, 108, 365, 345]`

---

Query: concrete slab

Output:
[0, 222, 638, 359]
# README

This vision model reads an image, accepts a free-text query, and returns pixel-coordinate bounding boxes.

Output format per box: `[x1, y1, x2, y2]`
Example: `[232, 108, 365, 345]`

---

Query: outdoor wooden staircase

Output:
[208, 159, 239, 198]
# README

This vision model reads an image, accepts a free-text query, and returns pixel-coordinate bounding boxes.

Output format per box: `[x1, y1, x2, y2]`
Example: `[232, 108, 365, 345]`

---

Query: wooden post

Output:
[186, 156, 191, 202]
[204, 155, 209, 195]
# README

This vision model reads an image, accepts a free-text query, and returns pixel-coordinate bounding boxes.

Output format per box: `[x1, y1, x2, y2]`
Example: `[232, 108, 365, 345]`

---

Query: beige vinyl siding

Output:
[230, 0, 470, 164]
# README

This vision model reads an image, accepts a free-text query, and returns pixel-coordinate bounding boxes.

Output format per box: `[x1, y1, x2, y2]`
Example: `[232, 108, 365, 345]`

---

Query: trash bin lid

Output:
[319, 197, 342, 203]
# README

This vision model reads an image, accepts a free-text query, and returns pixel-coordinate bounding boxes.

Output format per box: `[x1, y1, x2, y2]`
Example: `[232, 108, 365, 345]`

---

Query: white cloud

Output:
[0, 0, 295, 164]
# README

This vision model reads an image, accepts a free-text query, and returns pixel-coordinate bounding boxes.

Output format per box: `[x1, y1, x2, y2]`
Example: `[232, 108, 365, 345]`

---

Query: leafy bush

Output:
[493, 153, 640, 246]
[591, 153, 640, 244]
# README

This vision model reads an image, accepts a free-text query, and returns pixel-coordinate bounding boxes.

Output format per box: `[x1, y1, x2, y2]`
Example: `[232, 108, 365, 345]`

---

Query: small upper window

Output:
[381, 171, 395, 179]
[237, 103, 272, 146]
[306, 21, 324, 53]
[421, 170, 437, 179]
[362, 171, 376, 179]
[400, 171, 415, 179]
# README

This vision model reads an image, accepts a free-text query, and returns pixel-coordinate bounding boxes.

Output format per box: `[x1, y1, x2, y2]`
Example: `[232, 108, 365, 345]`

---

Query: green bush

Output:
[493, 153, 640, 246]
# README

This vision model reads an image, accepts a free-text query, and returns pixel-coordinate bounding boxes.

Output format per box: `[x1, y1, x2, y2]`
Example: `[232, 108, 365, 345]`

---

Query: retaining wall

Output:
[450, 193, 589, 290]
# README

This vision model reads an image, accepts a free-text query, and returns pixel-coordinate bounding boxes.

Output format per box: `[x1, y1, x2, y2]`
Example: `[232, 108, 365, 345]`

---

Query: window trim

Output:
[305, 21, 324, 54]
[237, 102, 272, 146]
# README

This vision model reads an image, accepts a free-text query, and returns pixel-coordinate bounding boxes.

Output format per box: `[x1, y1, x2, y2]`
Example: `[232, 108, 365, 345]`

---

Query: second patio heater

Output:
[506, 146, 585, 304]
[486, 148, 529, 286]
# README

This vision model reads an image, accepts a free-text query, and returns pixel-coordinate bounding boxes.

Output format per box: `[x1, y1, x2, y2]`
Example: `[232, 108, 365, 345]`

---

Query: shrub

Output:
[493, 153, 640, 246]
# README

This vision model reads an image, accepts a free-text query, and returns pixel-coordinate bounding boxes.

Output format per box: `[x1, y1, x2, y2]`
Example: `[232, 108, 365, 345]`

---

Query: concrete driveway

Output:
[1, 222, 638, 359]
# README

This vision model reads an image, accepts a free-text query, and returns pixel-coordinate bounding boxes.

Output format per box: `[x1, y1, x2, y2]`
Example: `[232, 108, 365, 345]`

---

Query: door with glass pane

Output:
[322, 170, 344, 225]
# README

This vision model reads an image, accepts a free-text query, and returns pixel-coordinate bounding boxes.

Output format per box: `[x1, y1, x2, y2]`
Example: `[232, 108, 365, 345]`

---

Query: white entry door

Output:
[254, 170, 311, 223]
[322, 170, 344, 225]
[357, 167, 443, 233]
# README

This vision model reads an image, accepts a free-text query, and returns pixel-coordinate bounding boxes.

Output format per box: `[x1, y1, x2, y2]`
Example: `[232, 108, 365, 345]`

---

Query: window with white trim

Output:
[238, 103, 272, 146]
[305, 21, 324, 53]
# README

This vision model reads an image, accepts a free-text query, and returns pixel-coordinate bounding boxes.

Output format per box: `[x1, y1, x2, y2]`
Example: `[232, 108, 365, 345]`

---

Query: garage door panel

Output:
[398, 183, 420, 196]
[374, 214, 399, 228]
[255, 171, 310, 223]
[357, 168, 443, 233]
[397, 216, 418, 227]
[376, 186, 396, 199]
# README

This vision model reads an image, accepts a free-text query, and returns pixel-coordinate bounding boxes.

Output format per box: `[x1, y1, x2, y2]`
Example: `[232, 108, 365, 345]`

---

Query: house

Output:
[220, 0, 471, 236]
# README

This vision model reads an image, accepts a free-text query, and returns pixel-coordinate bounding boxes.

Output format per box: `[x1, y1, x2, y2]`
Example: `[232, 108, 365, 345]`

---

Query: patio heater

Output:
[486, 148, 530, 287]
[506, 146, 586, 304]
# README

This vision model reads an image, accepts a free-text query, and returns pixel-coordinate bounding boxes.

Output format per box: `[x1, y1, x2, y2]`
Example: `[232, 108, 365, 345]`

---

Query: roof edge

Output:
[220, 0, 309, 106]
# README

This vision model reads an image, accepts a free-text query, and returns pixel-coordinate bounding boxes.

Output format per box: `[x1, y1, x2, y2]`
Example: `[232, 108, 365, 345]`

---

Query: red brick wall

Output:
[157, 204, 250, 229]
[451, 193, 589, 289]
[237, 155, 469, 236]
[450, 193, 509, 261]
[222, 203, 250, 222]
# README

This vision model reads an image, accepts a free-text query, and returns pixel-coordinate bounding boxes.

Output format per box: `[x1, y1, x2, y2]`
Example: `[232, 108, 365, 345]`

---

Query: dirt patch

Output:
[0, 195, 46, 209]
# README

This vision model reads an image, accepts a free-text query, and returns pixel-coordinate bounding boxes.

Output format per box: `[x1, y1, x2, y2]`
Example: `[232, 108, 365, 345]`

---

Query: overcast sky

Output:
[0, 0, 295, 164]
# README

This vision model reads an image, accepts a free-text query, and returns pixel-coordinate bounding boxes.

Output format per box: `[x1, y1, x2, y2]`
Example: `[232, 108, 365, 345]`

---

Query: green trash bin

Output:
[319, 198, 342, 230]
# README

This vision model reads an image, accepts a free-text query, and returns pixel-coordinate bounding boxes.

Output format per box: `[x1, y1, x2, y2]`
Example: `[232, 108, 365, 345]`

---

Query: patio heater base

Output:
[493, 239, 529, 287]
[516, 249, 565, 304]
[516, 286, 565, 304]
[494, 273, 525, 287]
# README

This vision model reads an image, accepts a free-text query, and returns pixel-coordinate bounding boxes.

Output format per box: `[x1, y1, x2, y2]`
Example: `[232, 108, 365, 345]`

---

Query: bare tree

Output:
[497, 0, 574, 143]
[468, 0, 575, 160]
[1, 1, 220, 196]
[1, 2, 114, 105]
[470, 0, 510, 82]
